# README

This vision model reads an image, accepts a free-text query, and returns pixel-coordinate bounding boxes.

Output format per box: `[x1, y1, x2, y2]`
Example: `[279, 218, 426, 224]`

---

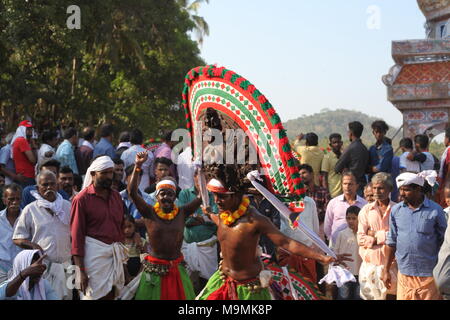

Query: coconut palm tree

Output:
[178, 0, 210, 45]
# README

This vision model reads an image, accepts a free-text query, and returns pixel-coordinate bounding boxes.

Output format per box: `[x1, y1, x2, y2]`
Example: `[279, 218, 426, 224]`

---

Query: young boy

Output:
[123, 215, 147, 277]
[363, 183, 375, 203]
[332, 205, 363, 300]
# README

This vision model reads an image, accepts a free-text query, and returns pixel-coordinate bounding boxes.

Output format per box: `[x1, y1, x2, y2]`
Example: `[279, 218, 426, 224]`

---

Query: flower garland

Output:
[154, 202, 179, 220]
[219, 196, 250, 226]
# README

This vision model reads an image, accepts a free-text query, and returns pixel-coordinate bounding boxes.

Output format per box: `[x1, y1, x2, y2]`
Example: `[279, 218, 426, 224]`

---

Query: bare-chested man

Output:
[197, 164, 351, 300]
[128, 152, 202, 300]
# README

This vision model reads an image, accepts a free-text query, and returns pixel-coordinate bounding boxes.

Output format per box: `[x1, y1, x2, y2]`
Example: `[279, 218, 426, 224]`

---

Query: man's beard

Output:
[98, 179, 112, 189]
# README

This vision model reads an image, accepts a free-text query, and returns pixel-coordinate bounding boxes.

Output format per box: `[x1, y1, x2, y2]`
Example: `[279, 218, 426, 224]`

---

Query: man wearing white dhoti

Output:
[12, 170, 72, 300]
[70, 156, 129, 300]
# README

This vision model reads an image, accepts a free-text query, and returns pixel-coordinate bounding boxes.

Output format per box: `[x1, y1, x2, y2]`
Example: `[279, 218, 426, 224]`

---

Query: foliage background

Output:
[0, 0, 205, 138]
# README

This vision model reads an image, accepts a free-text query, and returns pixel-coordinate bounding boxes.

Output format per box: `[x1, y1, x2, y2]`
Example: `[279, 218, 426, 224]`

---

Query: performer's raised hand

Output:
[135, 151, 148, 166]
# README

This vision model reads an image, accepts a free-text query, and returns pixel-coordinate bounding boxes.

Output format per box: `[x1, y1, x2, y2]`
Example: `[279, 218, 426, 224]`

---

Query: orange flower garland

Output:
[154, 202, 179, 220]
[219, 196, 250, 226]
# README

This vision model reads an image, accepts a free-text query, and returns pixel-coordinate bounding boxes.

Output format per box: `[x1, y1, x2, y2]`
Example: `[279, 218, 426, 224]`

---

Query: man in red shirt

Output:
[11, 120, 37, 187]
[70, 155, 129, 300]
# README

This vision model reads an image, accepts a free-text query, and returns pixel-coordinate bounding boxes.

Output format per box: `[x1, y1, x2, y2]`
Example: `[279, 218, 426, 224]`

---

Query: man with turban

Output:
[126, 151, 202, 300]
[70, 155, 129, 300]
[382, 171, 447, 300]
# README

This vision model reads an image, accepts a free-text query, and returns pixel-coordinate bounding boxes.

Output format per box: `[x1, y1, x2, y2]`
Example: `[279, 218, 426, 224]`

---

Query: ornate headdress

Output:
[182, 65, 305, 212]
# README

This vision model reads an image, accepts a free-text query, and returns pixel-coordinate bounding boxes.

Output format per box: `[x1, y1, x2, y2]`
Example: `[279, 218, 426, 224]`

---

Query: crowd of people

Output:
[0, 118, 448, 300]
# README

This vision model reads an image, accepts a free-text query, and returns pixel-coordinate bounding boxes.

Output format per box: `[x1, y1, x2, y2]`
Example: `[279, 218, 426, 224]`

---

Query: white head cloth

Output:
[8, 250, 46, 300]
[30, 190, 69, 225]
[155, 179, 177, 196]
[82, 156, 114, 190]
[396, 170, 437, 189]
[10, 126, 29, 159]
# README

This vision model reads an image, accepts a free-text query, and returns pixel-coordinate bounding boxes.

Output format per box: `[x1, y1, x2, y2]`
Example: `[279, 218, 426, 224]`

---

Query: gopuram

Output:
[383, 0, 450, 139]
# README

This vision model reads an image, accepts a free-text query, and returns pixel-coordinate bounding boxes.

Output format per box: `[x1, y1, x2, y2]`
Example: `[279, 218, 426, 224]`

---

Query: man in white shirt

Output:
[121, 129, 154, 192]
[12, 170, 71, 300]
[176, 146, 195, 190]
[399, 138, 420, 173]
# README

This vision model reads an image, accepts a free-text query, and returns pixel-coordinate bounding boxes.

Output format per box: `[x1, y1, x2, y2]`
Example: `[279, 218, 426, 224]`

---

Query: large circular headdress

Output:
[182, 65, 305, 212]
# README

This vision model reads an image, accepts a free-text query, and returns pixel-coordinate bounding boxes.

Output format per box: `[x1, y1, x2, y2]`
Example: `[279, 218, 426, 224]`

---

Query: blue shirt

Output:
[368, 140, 393, 175]
[0, 144, 16, 181]
[0, 278, 58, 300]
[120, 190, 155, 220]
[93, 138, 116, 160]
[387, 198, 447, 277]
[21, 185, 70, 209]
[55, 140, 79, 174]
[0, 209, 22, 274]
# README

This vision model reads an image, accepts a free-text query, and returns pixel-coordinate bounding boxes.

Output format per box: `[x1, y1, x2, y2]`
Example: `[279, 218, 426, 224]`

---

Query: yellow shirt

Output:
[295, 145, 324, 186]
[321, 151, 342, 198]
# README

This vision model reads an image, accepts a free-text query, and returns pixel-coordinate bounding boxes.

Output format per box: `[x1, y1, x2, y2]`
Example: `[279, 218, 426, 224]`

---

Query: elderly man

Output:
[21, 159, 70, 208]
[70, 155, 128, 300]
[382, 171, 447, 300]
[12, 170, 71, 300]
[0, 184, 23, 282]
[357, 172, 397, 300]
[324, 172, 367, 246]
[127, 151, 202, 300]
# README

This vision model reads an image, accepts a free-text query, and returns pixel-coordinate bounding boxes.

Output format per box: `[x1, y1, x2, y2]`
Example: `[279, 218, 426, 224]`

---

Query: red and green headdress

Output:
[182, 65, 305, 212]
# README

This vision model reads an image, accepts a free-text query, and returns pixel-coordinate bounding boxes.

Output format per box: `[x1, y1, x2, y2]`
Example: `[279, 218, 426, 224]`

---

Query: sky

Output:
[196, 0, 426, 128]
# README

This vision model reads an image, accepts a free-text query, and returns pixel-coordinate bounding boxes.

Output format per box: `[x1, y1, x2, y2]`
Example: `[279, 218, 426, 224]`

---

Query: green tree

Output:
[0, 0, 205, 139]
[178, 0, 210, 45]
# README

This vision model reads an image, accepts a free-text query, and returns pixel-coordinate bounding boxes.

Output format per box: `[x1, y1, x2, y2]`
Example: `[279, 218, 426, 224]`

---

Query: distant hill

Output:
[283, 108, 401, 148]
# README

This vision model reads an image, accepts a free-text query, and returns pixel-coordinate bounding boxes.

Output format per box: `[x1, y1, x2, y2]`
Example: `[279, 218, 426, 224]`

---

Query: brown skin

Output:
[23, 127, 37, 165]
[370, 129, 386, 173]
[381, 184, 423, 289]
[5, 253, 47, 298]
[2, 188, 21, 227]
[128, 152, 202, 261]
[364, 184, 375, 203]
[154, 162, 171, 182]
[13, 172, 58, 253]
[444, 187, 450, 208]
[203, 192, 352, 282]
[321, 137, 343, 189]
[299, 168, 314, 191]
[365, 181, 391, 240]
[346, 213, 358, 233]
[73, 167, 130, 298]
[58, 171, 74, 196]
[113, 163, 124, 182]
[342, 175, 359, 205]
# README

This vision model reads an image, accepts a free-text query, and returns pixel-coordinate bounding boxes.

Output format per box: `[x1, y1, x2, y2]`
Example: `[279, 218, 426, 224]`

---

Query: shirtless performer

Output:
[127, 151, 202, 300]
[197, 164, 352, 300]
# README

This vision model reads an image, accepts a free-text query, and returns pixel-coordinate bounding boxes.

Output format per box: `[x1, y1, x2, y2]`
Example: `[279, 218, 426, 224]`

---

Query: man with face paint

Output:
[13, 170, 71, 299]
[128, 151, 202, 300]
[382, 171, 447, 300]
[198, 164, 352, 300]
[70, 155, 128, 300]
